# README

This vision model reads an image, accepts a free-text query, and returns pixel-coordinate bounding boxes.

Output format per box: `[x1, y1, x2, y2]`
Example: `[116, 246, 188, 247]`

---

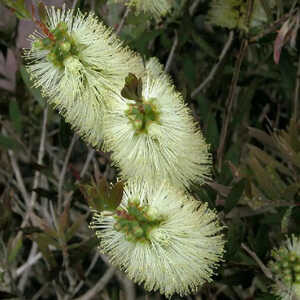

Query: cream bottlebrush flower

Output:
[90, 180, 225, 297]
[268, 235, 300, 300]
[103, 57, 211, 190]
[112, 0, 172, 19]
[25, 6, 143, 147]
[208, 0, 273, 31]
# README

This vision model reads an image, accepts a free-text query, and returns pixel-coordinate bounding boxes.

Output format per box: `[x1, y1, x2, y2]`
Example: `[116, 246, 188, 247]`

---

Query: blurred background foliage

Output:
[0, 0, 300, 299]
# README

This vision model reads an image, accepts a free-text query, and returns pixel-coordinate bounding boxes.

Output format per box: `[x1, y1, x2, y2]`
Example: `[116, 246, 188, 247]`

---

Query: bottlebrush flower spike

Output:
[25, 5, 143, 147]
[102, 57, 211, 190]
[269, 235, 300, 300]
[112, 0, 172, 19]
[90, 180, 225, 297]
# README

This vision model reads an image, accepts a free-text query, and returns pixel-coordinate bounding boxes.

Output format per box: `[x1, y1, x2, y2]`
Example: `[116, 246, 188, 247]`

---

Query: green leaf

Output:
[225, 221, 245, 260]
[18, 226, 43, 235]
[191, 32, 217, 59]
[108, 181, 124, 211]
[254, 224, 270, 257]
[3, 0, 31, 19]
[65, 214, 87, 243]
[59, 118, 72, 148]
[224, 179, 247, 214]
[9, 100, 22, 134]
[80, 178, 123, 213]
[281, 206, 294, 234]
[121, 73, 143, 101]
[8, 236, 23, 264]
[206, 113, 219, 150]
[58, 203, 70, 237]
[30, 233, 57, 269]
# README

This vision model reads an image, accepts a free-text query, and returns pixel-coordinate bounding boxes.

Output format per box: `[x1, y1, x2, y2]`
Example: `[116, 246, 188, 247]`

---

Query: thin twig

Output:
[165, 31, 178, 73]
[72, 0, 80, 10]
[30, 106, 48, 209]
[216, 0, 253, 171]
[74, 266, 116, 300]
[293, 52, 300, 120]
[241, 243, 273, 280]
[116, 271, 136, 300]
[58, 134, 78, 212]
[8, 149, 30, 204]
[17, 107, 48, 229]
[32, 283, 50, 300]
[18, 243, 38, 291]
[15, 252, 42, 278]
[116, 6, 130, 35]
[189, 0, 201, 16]
[71, 252, 100, 297]
[80, 148, 95, 178]
[191, 31, 234, 98]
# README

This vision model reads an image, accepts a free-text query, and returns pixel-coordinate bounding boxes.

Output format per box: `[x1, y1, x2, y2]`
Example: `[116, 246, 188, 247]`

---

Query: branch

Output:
[74, 266, 116, 300]
[165, 31, 178, 73]
[8, 149, 30, 204]
[241, 242, 293, 295]
[15, 252, 42, 278]
[116, 6, 130, 35]
[115, 271, 136, 300]
[189, 0, 201, 16]
[241, 243, 273, 280]
[57, 134, 78, 212]
[80, 148, 95, 179]
[30, 106, 48, 209]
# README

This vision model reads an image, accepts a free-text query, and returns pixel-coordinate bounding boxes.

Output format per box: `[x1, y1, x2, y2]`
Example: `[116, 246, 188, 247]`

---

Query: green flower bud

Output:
[295, 274, 300, 282]
[47, 52, 57, 64]
[132, 226, 144, 238]
[294, 263, 300, 272]
[60, 41, 71, 53]
[283, 268, 291, 276]
[289, 253, 297, 262]
[282, 261, 289, 268]
[271, 263, 281, 272]
[284, 274, 293, 283]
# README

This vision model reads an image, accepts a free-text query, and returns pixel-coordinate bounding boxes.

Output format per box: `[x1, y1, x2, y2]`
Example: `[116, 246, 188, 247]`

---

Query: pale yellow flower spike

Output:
[269, 235, 300, 300]
[90, 180, 225, 297]
[103, 57, 212, 190]
[25, 6, 143, 147]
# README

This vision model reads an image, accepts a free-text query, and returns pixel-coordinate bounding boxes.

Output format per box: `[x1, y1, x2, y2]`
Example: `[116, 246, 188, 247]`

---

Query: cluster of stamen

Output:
[271, 250, 300, 285]
[114, 200, 164, 243]
[33, 22, 79, 68]
[125, 98, 160, 134]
